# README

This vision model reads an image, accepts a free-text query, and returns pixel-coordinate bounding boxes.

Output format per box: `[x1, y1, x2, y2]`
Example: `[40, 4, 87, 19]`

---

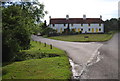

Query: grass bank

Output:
[2, 41, 71, 79]
[48, 33, 114, 42]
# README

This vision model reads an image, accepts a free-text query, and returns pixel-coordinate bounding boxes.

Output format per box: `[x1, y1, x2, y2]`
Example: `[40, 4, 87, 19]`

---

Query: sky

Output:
[38, 0, 119, 24]
[118, 1, 120, 17]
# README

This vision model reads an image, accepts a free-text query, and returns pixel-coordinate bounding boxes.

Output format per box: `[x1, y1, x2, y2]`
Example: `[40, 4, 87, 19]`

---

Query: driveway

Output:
[31, 33, 118, 79]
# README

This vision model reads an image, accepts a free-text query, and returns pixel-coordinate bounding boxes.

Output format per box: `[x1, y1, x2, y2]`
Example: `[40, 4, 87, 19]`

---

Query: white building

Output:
[49, 15, 104, 33]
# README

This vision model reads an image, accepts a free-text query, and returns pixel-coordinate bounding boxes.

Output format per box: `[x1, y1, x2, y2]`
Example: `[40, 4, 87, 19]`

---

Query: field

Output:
[2, 41, 71, 79]
[48, 33, 114, 42]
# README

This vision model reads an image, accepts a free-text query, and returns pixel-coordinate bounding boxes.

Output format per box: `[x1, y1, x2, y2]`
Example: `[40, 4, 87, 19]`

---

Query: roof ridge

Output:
[50, 18, 103, 24]
[51, 18, 101, 19]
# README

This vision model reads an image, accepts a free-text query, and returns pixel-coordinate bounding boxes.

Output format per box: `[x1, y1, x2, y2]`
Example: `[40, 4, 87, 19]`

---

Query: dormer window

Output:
[64, 24, 66, 27]
[53, 24, 55, 27]
[88, 24, 90, 26]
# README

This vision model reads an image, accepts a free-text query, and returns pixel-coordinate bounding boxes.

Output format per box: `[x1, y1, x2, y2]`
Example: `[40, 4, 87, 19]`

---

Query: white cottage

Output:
[49, 15, 104, 33]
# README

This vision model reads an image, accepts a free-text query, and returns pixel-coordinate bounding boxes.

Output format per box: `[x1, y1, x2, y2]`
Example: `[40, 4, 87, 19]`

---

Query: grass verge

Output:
[48, 33, 114, 42]
[2, 41, 71, 79]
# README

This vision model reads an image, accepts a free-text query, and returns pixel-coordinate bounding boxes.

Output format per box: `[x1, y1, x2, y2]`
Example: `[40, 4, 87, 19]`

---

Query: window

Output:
[88, 24, 90, 26]
[81, 28, 83, 31]
[52, 24, 55, 27]
[64, 24, 66, 27]
[88, 28, 90, 31]
[99, 28, 101, 31]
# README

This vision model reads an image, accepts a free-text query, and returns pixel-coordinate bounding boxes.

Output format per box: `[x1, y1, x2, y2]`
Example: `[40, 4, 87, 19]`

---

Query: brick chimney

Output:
[83, 14, 86, 20]
[100, 15, 102, 20]
[66, 15, 69, 20]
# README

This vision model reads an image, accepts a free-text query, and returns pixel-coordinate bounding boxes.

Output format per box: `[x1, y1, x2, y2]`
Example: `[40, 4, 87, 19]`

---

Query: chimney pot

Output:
[100, 15, 102, 20]
[83, 14, 86, 20]
[49, 16, 51, 19]
[66, 15, 69, 20]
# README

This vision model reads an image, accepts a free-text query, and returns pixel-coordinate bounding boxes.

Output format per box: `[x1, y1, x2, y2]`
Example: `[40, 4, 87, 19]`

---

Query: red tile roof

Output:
[50, 18, 103, 24]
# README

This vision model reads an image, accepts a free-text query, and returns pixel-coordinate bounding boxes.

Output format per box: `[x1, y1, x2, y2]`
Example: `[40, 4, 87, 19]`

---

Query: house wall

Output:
[50, 24, 104, 33]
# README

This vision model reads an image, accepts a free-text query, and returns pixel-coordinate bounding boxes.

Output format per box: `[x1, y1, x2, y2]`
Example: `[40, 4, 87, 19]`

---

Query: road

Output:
[31, 33, 118, 79]
[81, 33, 119, 79]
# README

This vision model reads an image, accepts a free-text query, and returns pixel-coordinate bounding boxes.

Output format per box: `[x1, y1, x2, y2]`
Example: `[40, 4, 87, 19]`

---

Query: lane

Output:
[31, 35, 103, 78]
[81, 33, 119, 79]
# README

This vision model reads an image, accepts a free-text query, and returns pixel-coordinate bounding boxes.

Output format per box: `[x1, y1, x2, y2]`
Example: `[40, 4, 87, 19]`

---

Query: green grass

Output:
[3, 57, 71, 79]
[22, 41, 66, 56]
[48, 33, 114, 42]
[2, 41, 71, 79]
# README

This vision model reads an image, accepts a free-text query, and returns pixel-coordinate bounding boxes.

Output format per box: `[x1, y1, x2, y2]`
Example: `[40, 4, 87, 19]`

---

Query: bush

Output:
[2, 5, 31, 62]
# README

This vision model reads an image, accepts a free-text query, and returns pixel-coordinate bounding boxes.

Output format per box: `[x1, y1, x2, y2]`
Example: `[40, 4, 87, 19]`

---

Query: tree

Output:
[118, 18, 120, 30]
[2, 5, 30, 61]
[104, 18, 118, 33]
[2, 1, 47, 62]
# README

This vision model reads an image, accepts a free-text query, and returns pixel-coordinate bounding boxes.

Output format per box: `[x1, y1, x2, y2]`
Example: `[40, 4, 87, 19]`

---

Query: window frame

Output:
[81, 28, 83, 31]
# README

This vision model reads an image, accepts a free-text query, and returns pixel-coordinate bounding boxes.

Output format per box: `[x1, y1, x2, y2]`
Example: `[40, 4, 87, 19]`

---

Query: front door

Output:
[78, 28, 80, 32]
[92, 28, 94, 33]
[96, 28, 98, 32]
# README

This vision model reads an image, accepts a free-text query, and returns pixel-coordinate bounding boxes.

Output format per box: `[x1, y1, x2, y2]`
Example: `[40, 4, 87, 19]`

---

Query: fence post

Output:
[50, 44, 52, 49]
[44, 43, 46, 47]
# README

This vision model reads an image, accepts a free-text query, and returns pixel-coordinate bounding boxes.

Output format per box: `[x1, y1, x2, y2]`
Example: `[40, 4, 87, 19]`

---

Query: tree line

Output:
[104, 18, 120, 32]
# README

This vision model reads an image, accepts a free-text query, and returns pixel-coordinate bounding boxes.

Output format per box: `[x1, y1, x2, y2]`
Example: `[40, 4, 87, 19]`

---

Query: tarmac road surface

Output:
[31, 33, 118, 79]
[81, 33, 119, 79]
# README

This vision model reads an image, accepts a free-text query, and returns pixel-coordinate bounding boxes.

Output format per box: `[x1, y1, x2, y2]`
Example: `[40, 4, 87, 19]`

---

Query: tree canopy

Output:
[2, 1, 47, 62]
[104, 18, 119, 32]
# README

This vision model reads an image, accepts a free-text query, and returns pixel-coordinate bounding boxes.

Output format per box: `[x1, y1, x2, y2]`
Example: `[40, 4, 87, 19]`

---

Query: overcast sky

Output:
[38, 0, 119, 23]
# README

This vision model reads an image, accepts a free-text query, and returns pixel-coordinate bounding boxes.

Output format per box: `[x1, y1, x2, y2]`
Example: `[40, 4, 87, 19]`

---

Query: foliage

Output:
[37, 22, 57, 36]
[42, 27, 57, 36]
[118, 18, 120, 30]
[2, 2, 47, 62]
[2, 5, 30, 62]
[104, 18, 119, 33]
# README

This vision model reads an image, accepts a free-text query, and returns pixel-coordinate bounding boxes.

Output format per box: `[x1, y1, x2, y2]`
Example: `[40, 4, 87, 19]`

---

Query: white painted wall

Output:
[50, 24, 104, 33]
